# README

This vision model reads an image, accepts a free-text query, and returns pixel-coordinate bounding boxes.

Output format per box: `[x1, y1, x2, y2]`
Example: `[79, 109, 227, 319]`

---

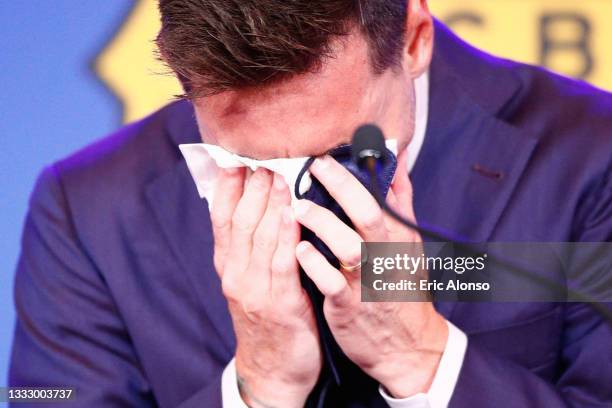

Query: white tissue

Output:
[179, 140, 398, 208]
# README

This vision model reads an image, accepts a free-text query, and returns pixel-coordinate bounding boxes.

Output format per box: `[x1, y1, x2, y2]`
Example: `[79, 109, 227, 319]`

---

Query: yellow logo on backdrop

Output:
[96, 0, 182, 123]
[429, 1, 612, 90]
[96, 0, 612, 123]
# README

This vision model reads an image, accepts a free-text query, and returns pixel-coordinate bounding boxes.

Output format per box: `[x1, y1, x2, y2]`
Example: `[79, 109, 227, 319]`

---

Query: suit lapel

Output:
[145, 102, 236, 354]
[415, 23, 540, 319]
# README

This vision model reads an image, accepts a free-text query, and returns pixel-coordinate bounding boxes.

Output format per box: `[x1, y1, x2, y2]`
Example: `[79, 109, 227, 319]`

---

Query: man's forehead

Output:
[194, 32, 371, 117]
[190, 32, 404, 160]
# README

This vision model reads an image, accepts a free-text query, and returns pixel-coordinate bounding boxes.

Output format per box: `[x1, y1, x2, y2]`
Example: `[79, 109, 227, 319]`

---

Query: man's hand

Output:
[212, 168, 322, 408]
[293, 152, 449, 398]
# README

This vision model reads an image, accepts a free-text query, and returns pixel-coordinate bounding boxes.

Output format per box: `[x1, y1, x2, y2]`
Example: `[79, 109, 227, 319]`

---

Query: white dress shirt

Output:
[180, 72, 468, 407]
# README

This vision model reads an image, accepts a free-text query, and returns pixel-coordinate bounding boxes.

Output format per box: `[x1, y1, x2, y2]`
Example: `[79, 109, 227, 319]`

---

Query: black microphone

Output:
[351, 123, 612, 322]
[352, 124, 386, 165]
[352, 124, 449, 242]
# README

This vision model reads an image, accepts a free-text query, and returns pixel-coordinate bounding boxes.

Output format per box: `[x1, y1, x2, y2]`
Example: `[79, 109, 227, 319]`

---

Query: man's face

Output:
[193, 32, 422, 160]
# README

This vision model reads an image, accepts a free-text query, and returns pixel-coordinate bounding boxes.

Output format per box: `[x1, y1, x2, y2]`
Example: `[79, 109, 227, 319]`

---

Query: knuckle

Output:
[249, 178, 267, 192]
[269, 182, 287, 202]
[253, 227, 276, 252]
[328, 282, 348, 300]
[240, 294, 266, 315]
[333, 170, 351, 189]
[344, 246, 363, 267]
[318, 207, 336, 226]
[231, 211, 257, 232]
[221, 277, 240, 300]
[211, 210, 232, 230]
[248, 170, 272, 190]
[330, 285, 353, 308]
[360, 209, 384, 232]
[271, 255, 290, 275]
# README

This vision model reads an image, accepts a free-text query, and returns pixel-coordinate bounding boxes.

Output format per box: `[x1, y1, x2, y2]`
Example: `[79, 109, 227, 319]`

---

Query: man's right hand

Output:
[211, 167, 322, 408]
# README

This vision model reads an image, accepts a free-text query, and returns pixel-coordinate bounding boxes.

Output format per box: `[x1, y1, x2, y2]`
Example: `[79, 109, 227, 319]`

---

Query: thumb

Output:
[390, 150, 417, 223]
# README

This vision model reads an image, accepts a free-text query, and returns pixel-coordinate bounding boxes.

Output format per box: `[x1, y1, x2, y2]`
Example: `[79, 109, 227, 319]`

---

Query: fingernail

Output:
[273, 172, 286, 190]
[282, 206, 293, 225]
[293, 200, 310, 218]
[314, 156, 331, 170]
[296, 241, 309, 255]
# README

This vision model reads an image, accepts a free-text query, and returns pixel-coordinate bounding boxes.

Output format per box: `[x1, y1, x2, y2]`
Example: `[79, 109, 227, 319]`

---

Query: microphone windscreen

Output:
[351, 123, 386, 164]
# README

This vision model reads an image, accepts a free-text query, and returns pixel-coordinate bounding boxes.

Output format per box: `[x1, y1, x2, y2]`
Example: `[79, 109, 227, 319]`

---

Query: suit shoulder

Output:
[51, 100, 192, 200]
[434, 21, 612, 149]
[512, 61, 612, 125]
[436, 22, 612, 201]
[436, 21, 612, 138]
[507, 63, 612, 165]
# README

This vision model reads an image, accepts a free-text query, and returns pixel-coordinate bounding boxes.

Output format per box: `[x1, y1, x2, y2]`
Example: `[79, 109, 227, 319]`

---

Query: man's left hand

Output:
[293, 151, 449, 398]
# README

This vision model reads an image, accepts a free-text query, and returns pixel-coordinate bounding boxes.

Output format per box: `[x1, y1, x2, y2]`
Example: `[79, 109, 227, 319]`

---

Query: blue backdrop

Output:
[0, 2, 135, 388]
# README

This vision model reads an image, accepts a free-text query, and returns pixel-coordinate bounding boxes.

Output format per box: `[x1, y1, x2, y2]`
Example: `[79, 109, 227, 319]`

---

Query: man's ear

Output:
[402, 0, 434, 79]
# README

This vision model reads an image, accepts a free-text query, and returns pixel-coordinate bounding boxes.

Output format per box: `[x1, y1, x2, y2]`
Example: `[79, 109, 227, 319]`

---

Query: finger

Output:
[384, 188, 407, 237]
[210, 167, 245, 277]
[249, 173, 292, 287]
[270, 206, 302, 296]
[389, 152, 421, 243]
[296, 241, 352, 308]
[294, 200, 363, 280]
[391, 151, 416, 223]
[224, 169, 273, 280]
[309, 155, 387, 241]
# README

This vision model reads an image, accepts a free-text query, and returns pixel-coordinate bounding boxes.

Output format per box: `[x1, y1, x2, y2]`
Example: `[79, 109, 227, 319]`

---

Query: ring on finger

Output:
[339, 248, 368, 272]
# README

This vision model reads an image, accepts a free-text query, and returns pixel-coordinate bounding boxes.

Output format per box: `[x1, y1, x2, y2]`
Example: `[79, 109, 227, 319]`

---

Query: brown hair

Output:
[156, 0, 408, 98]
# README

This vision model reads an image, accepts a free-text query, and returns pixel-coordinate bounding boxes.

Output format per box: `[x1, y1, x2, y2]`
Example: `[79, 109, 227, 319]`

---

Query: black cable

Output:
[365, 162, 612, 323]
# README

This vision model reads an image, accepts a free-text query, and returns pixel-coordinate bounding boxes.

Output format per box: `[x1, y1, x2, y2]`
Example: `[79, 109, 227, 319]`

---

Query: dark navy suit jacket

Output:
[10, 23, 612, 407]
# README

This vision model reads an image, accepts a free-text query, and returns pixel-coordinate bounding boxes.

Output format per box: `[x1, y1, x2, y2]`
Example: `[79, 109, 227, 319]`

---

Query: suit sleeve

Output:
[449, 167, 612, 407]
[8, 166, 157, 407]
[175, 375, 223, 408]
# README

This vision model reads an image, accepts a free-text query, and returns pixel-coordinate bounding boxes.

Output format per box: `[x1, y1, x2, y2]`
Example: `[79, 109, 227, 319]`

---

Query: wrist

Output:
[235, 364, 313, 408]
[378, 313, 449, 398]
